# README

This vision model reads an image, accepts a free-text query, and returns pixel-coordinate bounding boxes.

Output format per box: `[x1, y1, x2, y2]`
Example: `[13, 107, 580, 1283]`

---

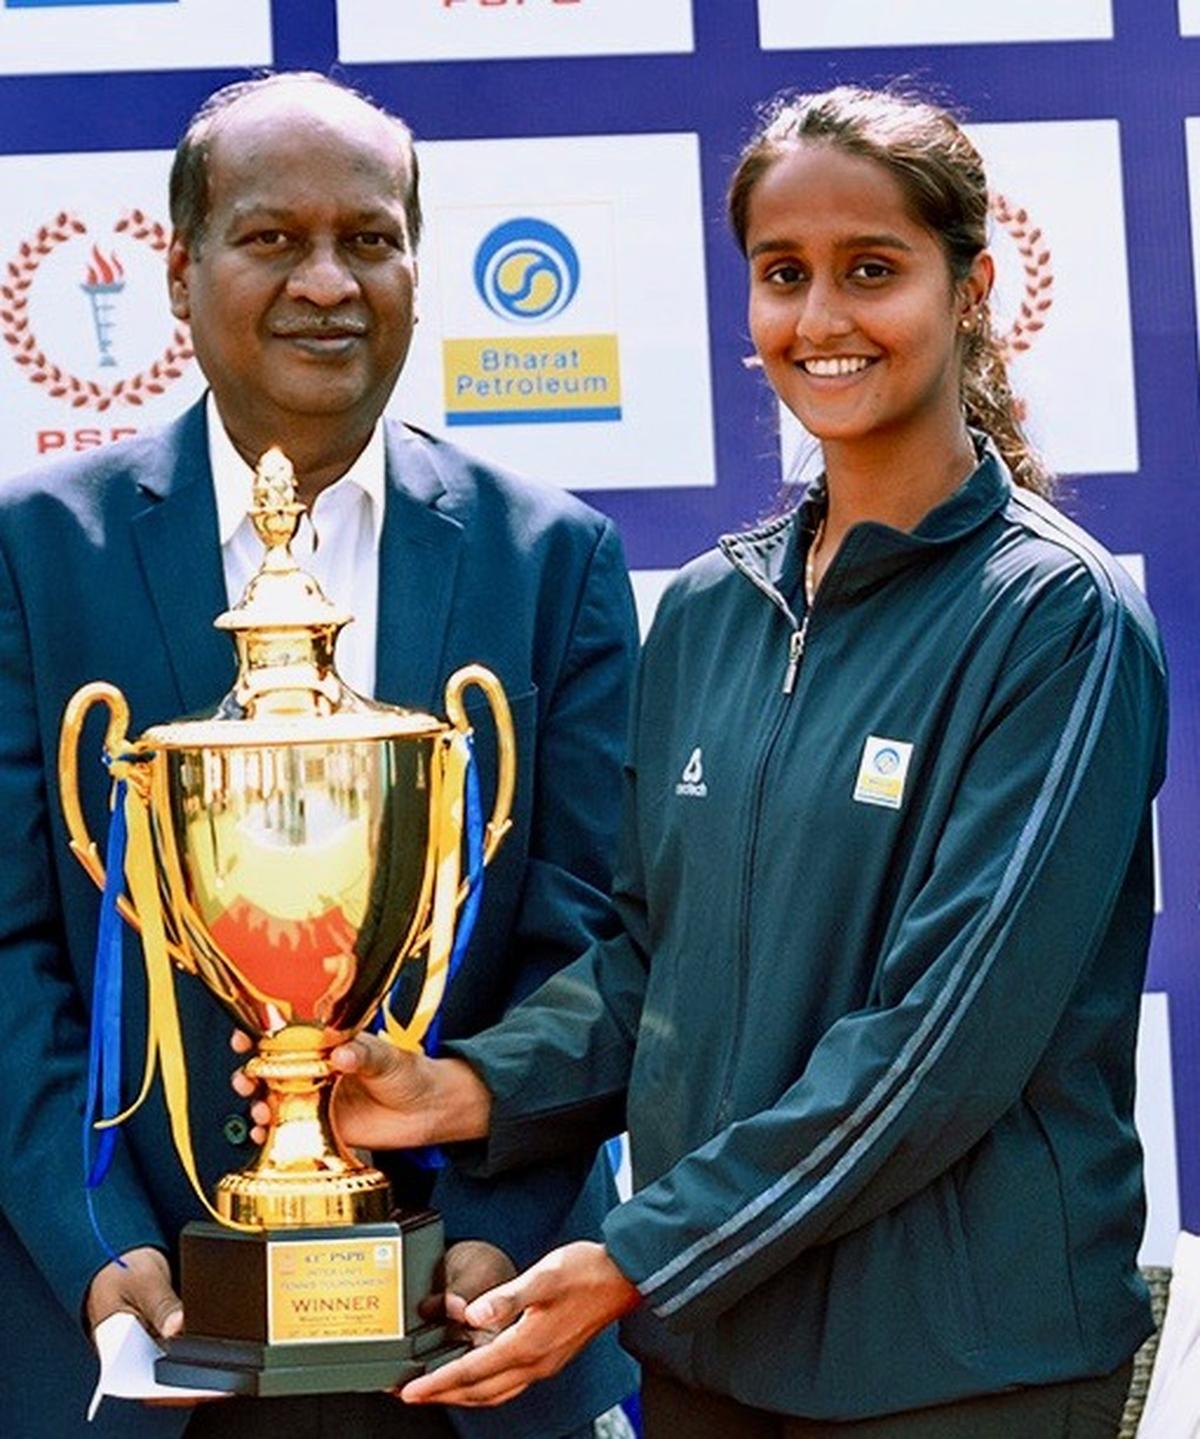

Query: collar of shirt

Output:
[206, 390, 386, 551]
[205, 391, 386, 697]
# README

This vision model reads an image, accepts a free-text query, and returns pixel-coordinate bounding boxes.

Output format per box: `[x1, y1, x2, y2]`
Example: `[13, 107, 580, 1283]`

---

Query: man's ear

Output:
[167, 233, 192, 322]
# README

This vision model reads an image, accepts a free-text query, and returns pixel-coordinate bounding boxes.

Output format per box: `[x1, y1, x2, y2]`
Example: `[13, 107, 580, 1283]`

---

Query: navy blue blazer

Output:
[0, 399, 639, 1438]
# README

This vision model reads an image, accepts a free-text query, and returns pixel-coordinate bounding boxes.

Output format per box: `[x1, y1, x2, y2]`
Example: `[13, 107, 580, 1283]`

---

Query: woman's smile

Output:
[795, 354, 878, 378]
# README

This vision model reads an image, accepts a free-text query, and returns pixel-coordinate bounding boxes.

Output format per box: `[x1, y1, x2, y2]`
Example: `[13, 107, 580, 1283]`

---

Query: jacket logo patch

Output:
[853, 735, 913, 810]
[675, 746, 708, 798]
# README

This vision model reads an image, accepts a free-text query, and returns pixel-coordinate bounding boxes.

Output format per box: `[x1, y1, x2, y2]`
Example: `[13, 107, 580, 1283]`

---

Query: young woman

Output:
[318, 87, 1168, 1437]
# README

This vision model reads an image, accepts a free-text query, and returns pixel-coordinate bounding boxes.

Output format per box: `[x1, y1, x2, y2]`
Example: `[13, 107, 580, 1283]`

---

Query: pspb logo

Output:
[337, 0, 692, 63]
[1, 207, 194, 456]
[443, 213, 621, 428]
[5, 1, 177, 8]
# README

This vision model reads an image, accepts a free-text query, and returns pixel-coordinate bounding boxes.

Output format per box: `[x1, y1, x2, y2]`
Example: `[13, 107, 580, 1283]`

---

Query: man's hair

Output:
[169, 72, 422, 253]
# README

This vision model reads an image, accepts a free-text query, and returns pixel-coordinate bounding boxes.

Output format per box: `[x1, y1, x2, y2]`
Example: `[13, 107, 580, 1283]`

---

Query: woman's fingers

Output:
[398, 1242, 638, 1408]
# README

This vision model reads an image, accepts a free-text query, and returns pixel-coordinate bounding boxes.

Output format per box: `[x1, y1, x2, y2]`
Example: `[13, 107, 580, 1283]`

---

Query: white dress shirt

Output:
[206, 393, 385, 698]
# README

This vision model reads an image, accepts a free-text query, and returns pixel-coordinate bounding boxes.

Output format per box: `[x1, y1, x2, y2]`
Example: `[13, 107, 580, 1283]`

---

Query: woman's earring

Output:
[959, 313, 974, 333]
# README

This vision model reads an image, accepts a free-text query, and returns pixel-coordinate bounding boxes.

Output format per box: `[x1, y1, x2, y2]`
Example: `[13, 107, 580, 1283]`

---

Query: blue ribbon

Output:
[423, 743, 485, 1060]
[83, 774, 129, 1265]
[371, 739, 485, 1169]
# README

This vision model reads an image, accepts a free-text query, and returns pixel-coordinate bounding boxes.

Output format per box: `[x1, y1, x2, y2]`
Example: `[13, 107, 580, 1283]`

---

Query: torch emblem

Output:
[80, 244, 125, 368]
[1, 209, 193, 411]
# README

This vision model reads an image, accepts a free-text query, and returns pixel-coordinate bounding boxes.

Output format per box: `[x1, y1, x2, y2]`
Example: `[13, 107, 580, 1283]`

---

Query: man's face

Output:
[168, 88, 417, 454]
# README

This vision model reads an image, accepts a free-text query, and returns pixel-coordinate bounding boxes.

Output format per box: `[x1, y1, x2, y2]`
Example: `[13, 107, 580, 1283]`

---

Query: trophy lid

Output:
[212, 446, 352, 635]
[143, 447, 446, 748]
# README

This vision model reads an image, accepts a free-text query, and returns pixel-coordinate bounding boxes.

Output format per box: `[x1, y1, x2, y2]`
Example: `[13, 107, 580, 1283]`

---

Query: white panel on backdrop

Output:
[0, 151, 205, 480]
[0, 0, 270, 76]
[1117, 553, 1146, 592]
[338, 0, 693, 63]
[1137, 993, 1182, 1267]
[391, 134, 715, 491]
[775, 121, 1138, 480]
[630, 569, 675, 639]
[757, 0, 1112, 50]
[1181, 120, 1200, 388]
[1116, 555, 1164, 914]
[1182, 1, 1200, 36]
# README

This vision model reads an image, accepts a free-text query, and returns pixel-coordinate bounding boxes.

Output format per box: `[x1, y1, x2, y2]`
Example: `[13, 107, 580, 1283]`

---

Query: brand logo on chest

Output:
[675, 746, 707, 798]
[853, 735, 914, 810]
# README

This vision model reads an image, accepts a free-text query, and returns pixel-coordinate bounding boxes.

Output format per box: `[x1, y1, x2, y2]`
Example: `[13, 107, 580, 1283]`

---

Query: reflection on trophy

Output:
[58, 447, 515, 1395]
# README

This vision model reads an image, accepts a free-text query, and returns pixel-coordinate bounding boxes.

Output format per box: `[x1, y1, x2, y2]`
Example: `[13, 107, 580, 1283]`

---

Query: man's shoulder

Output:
[0, 417, 187, 522]
[385, 419, 613, 542]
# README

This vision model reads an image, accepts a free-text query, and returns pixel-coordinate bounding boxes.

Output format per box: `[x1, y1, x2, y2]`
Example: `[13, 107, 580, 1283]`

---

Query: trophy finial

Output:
[213, 447, 355, 716]
[250, 446, 305, 559]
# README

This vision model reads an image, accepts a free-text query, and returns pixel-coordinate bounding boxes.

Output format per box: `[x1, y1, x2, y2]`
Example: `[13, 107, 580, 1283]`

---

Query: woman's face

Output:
[745, 141, 989, 453]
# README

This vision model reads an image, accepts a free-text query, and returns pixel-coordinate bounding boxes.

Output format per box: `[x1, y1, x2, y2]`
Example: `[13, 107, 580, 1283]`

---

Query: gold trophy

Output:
[58, 448, 515, 1396]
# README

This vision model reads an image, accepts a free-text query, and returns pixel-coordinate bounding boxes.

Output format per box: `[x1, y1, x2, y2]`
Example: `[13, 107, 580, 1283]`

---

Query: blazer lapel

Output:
[129, 402, 235, 715]
[375, 424, 465, 712]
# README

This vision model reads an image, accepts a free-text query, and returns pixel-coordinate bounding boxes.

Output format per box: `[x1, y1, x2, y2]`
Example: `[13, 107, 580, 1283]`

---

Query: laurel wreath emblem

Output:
[0, 209, 194, 412]
[989, 193, 1054, 360]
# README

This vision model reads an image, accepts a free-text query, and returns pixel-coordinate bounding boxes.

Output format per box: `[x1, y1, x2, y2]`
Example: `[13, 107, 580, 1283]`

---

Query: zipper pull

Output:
[783, 622, 807, 695]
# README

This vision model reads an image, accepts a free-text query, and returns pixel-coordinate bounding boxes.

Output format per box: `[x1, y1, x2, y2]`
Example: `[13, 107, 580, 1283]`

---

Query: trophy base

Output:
[155, 1327, 468, 1397]
[157, 1210, 468, 1396]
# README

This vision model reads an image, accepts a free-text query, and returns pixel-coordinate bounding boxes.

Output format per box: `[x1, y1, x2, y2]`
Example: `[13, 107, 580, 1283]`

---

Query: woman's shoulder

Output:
[992, 486, 1163, 671]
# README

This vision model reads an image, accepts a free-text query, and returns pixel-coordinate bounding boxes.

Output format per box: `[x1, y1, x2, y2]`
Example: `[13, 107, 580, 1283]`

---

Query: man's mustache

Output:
[269, 313, 370, 337]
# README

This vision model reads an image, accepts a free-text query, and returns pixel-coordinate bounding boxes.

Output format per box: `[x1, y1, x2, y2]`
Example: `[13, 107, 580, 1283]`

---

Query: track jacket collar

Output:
[720, 440, 1012, 614]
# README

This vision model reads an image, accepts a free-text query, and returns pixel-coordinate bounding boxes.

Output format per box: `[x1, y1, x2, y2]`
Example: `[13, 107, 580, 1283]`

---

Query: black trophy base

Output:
[155, 1327, 466, 1397]
[156, 1210, 469, 1397]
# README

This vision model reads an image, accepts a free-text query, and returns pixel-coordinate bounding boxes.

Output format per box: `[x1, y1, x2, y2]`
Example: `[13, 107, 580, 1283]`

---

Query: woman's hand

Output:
[329, 1032, 452, 1150]
[230, 1029, 492, 1150]
[399, 1241, 640, 1407]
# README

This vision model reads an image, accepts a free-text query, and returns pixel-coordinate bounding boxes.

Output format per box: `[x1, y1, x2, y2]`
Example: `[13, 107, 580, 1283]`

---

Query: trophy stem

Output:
[217, 1034, 391, 1229]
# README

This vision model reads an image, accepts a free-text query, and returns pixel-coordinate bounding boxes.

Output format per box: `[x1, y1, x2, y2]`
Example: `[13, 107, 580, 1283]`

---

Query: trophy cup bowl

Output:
[57, 449, 515, 1395]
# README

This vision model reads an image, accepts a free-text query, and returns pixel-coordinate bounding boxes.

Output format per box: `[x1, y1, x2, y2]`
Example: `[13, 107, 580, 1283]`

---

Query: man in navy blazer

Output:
[0, 73, 638, 1438]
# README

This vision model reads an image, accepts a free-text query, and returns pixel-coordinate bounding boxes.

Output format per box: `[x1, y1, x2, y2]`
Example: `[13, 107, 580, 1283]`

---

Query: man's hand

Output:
[231, 1030, 492, 1151]
[399, 1241, 639, 1407]
[86, 1247, 229, 1409]
[418, 1241, 518, 1345]
[86, 1246, 182, 1342]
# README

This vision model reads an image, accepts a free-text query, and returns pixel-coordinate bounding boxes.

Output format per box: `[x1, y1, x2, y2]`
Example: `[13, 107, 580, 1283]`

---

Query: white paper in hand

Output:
[1137, 1231, 1200, 1439]
[88, 1312, 213, 1421]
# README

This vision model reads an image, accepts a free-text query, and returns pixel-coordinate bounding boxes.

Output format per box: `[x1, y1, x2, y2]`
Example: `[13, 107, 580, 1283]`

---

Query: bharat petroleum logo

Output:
[988, 192, 1054, 362]
[1, 209, 193, 412]
[474, 217, 580, 324]
[444, 209, 619, 426]
[871, 746, 901, 777]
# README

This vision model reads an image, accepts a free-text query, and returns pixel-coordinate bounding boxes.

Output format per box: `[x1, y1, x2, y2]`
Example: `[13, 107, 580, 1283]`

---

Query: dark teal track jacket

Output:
[452, 445, 1168, 1420]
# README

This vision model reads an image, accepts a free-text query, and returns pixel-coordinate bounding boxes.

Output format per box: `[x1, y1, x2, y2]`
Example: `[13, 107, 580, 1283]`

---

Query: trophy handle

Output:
[443, 663, 515, 867]
[60, 685, 252, 1228]
[58, 682, 190, 968]
[380, 666, 516, 1052]
[59, 681, 144, 932]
